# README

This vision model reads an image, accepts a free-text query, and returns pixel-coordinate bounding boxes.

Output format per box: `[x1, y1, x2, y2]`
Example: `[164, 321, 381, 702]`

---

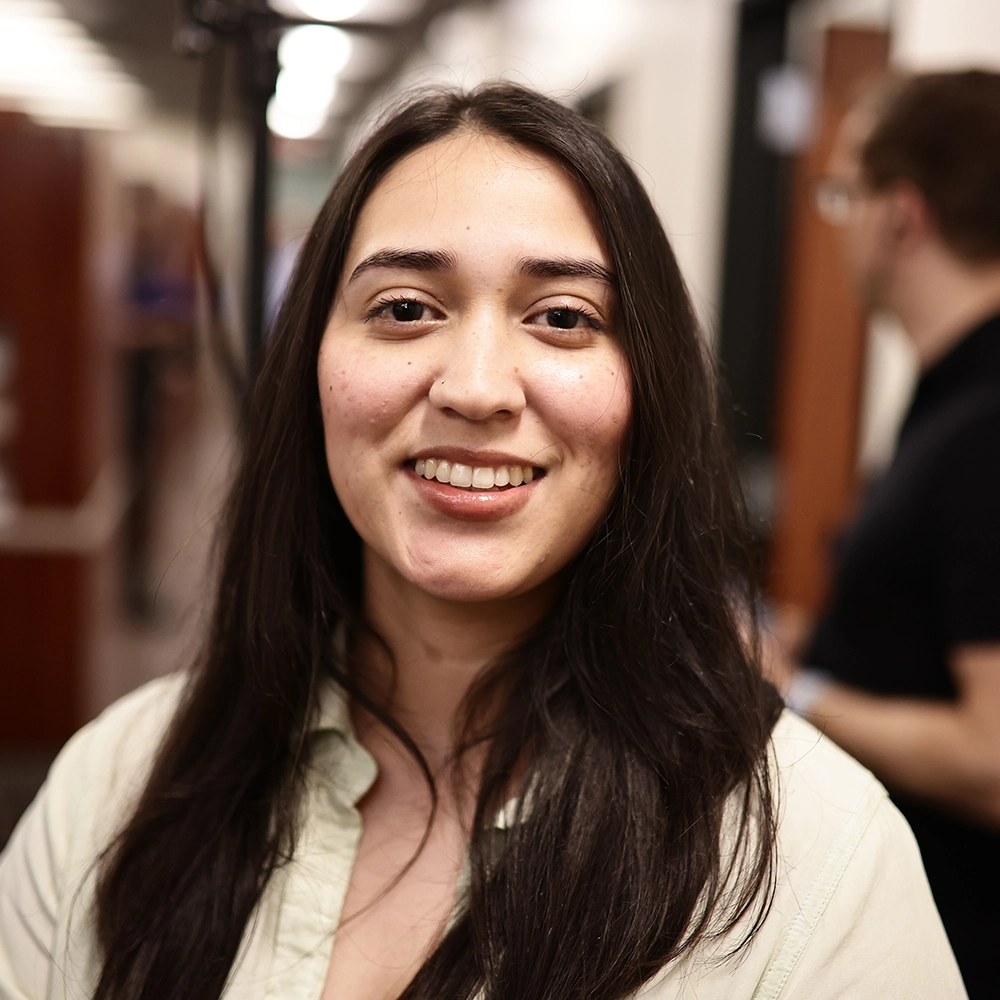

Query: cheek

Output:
[532, 352, 631, 468]
[317, 339, 427, 450]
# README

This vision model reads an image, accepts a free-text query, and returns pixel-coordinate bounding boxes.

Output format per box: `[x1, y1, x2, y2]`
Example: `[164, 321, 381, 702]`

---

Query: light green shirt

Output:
[0, 674, 967, 999]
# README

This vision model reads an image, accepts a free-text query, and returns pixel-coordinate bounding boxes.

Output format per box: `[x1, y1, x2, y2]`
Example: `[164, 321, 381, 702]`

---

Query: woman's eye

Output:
[530, 307, 601, 331]
[365, 298, 436, 325]
[388, 300, 425, 322]
[547, 308, 582, 329]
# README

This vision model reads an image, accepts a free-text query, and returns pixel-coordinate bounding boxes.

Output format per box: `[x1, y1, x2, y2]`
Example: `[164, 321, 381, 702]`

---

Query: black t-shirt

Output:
[805, 313, 1000, 920]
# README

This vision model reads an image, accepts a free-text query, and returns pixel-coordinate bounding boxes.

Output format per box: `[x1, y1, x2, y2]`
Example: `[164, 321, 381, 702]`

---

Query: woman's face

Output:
[318, 131, 631, 603]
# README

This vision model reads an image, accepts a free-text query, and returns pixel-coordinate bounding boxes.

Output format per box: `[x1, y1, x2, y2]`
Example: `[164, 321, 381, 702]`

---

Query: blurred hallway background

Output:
[2, 0, 999, 844]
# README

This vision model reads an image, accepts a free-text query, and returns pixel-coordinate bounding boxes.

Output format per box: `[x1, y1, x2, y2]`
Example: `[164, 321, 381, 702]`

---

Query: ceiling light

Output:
[268, 0, 368, 24]
[274, 66, 337, 115]
[297, 0, 368, 21]
[278, 24, 352, 74]
[267, 96, 328, 139]
[0, 0, 144, 129]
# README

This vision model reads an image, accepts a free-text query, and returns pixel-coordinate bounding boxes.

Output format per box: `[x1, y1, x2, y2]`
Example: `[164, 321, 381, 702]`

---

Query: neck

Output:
[888, 249, 1000, 369]
[352, 547, 558, 775]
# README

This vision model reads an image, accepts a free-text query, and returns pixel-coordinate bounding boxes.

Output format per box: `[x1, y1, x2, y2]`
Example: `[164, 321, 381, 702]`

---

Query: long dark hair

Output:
[93, 83, 781, 1000]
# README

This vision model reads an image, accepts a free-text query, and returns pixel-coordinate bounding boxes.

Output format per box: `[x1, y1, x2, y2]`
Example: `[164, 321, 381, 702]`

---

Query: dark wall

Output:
[717, 0, 796, 459]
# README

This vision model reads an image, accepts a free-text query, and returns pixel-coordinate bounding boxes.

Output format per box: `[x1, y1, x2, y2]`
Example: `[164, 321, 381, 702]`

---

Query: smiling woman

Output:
[320, 133, 628, 604]
[0, 84, 966, 1000]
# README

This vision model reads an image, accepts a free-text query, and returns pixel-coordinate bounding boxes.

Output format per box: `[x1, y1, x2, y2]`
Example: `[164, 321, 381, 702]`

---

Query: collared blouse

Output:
[0, 674, 967, 999]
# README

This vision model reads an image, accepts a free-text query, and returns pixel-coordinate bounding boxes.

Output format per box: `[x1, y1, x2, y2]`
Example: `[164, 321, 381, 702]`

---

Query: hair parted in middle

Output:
[93, 81, 782, 1000]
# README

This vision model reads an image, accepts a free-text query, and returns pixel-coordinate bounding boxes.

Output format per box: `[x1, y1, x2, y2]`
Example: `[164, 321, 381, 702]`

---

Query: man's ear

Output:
[884, 181, 933, 254]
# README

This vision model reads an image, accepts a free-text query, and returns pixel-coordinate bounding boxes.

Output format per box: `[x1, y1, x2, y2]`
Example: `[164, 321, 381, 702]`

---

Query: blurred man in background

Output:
[775, 70, 1000, 997]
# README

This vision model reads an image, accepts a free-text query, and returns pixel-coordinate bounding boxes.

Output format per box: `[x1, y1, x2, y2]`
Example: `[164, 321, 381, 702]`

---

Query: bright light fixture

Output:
[278, 24, 352, 73]
[298, 0, 368, 21]
[268, 0, 368, 23]
[0, 0, 144, 129]
[266, 95, 328, 139]
[269, 24, 351, 139]
[274, 67, 337, 115]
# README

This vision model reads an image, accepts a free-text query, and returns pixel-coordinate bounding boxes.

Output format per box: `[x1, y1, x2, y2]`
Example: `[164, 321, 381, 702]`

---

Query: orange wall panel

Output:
[770, 28, 889, 612]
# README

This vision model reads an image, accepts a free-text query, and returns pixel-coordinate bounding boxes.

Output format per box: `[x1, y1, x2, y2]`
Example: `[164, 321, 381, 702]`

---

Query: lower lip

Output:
[408, 469, 540, 521]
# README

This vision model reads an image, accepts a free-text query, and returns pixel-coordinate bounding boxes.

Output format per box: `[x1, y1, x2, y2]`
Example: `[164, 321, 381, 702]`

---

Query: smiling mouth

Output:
[411, 458, 544, 491]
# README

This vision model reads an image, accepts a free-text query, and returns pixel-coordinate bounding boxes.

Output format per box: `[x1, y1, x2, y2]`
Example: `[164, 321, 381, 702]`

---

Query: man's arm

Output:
[803, 642, 1000, 829]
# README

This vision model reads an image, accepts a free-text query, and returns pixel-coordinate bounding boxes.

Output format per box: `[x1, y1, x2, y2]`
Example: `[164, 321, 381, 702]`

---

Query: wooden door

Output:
[769, 27, 889, 614]
[0, 113, 117, 747]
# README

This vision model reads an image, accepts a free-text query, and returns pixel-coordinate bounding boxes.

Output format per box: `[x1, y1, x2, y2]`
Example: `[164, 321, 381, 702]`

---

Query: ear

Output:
[883, 181, 934, 255]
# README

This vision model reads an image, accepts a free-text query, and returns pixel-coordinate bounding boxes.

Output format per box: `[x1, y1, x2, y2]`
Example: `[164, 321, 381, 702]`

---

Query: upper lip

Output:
[408, 447, 547, 470]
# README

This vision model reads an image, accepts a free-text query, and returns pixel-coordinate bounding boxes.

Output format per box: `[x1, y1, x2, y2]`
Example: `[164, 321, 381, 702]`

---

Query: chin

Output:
[408, 570, 530, 603]
[398, 549, 546, 603]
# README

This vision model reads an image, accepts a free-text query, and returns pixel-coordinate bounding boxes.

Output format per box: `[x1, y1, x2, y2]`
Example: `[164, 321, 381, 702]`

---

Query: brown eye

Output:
[391, 300, 425, 321]
[545, 308, 582, 329]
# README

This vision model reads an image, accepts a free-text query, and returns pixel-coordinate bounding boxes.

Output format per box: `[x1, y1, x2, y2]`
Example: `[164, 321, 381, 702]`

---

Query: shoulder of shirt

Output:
[42, 673, 190, 858]
[638, 713, 960, 997]
[770, 708, 888, 819]
[765, 709, 897, 919]
[61, 672, 189, 769]
[938, 395, 1000, 472]
[921, 387, 1000, 459]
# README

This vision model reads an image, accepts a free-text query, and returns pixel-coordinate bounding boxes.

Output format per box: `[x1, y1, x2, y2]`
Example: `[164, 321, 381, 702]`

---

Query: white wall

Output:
[606, 0, 740, 338]
[893, 0, 1000, 70]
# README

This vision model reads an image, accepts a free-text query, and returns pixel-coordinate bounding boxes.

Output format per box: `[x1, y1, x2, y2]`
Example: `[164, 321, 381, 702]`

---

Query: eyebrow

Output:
[348, 248, 457, 283]
[516, 256, 615, 286]
[348, 248, 614, 288]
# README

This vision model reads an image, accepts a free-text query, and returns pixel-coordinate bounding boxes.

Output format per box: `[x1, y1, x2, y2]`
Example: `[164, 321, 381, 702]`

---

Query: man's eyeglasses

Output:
[810, 177, 866, 226]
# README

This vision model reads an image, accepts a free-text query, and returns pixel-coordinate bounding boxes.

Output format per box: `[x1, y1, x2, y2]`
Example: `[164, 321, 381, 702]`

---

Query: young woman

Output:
[0, 83, 963, 1000]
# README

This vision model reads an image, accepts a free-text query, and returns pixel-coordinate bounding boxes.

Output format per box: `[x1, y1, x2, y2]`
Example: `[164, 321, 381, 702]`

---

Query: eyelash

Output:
[364, 295, 605, 332]
[532, 305, 604, 332]
[364, 295, 426, 322]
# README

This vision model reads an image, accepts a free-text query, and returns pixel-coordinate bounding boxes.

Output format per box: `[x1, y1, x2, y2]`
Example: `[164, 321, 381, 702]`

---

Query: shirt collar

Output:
[312, 676, 355, 736]
[908, 311, 1000, 423]
[308, 673, 517, 831]
[310, 620, 358, 737]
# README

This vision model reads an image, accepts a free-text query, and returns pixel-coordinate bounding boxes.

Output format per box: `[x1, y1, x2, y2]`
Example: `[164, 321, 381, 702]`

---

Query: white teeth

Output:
[415, 458, 538, 490]
[450, 464, 473, 488]
[473, 467, 495, 489]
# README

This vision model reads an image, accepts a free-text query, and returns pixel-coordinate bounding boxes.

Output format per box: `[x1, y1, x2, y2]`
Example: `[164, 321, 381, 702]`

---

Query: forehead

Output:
[346, 131, 607, 264]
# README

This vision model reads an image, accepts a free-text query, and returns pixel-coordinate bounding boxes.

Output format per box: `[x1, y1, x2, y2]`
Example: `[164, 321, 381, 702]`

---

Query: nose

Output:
[428, 312, 526, 421]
